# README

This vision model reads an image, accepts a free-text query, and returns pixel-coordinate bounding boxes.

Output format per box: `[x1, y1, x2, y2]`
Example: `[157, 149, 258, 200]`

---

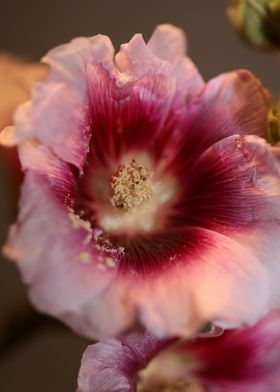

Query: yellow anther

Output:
[110, 159, 154, 211]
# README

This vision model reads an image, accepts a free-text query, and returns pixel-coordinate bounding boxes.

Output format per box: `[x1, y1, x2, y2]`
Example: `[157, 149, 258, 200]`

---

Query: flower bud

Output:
[268, 102, 280, 144]
[227, 0, 280, 50]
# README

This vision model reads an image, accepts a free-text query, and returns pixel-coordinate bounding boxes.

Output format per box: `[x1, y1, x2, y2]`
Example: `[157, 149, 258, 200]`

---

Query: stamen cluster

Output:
[110, 159, 154, 211]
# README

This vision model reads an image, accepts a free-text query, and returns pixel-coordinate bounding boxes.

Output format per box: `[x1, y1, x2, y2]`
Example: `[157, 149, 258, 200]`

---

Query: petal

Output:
[193, 69, 271, 138]
[233, 224, 280, 311]
[18, 140, 75, 203]
[73, 277, 136, 339]
[0, 125, 17, 146]
[187, 310, 280, 391]
[172, 134, 280, 233]
[86, 57, 177, 164]
[10, 35, 115, 169]
[86, 31, 202, 168]
[115, 33, 172, 80]
[148, 24, 204, 103]
[77, 340, 133, 392]
[133, 227, 269, 337]
[116, 26, 203, 112]
[77, 329, 167, 392]
[147, 24, 187, 65]
[3, 172, 117, 339]
[167, 70, 271, 169]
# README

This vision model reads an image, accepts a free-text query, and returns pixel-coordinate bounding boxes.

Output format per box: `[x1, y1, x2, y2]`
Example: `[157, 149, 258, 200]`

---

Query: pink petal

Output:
[116, 25, 204, 111]
[4, 172, 117, 339]
[172, 135, 280, 233]
[165, 70, 271, 171]
[147, 24, 187, 65]
[187, 310, 280, 391]
[9, 35, 115, 169]
[74, 277, 136, 339]
[133, 227, 269, 337]
[78, 339, 134, 392]
[85, 28, 202, 168]
[148, 24, 204, 103]
[191, 69, 271, 139]
[77, 330, 168, 392]
[233, 224, 280, 312]
[85, 60, 177, 164]
[18, 140, 75, 202]
[115, 33, 169, 80]
[0, 125, 17, 146]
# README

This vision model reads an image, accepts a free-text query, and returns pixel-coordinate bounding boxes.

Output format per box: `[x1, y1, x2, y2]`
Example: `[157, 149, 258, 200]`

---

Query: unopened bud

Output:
[268, 103, 280, 144]
[227, 0, 280, 50]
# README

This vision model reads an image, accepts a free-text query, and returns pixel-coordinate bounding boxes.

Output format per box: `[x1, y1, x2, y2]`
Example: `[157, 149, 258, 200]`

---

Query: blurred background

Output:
[0, 0, 279, 391]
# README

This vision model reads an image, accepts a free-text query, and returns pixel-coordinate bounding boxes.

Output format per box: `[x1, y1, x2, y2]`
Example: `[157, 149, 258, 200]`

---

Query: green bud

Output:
[268, 103, 280, 144]
[268, 0, 280, 15]
[227, 0, 280, 50]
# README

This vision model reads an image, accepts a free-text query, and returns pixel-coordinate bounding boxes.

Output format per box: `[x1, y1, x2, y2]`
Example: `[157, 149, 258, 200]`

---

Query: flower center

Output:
[110, 159, 154, 211]
[79, 153, 179, 237]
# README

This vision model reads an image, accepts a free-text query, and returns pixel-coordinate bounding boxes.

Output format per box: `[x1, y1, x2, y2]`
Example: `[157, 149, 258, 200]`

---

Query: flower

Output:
[1, 24, 280, 339]
[77, 310, 280, 392]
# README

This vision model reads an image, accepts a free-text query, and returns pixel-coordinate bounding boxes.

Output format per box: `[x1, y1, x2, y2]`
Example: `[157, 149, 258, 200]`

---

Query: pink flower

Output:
[1, 24, 280, 338]
[77, 310, 280, 392]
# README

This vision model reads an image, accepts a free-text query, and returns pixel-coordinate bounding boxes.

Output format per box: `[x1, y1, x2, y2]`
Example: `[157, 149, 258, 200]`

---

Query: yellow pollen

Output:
[78, 252, 91, 263]
[110, 159, 154, 211]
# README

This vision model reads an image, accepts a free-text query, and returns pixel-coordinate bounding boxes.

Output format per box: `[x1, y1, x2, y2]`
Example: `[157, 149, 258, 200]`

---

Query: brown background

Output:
[0, 1, 279, 391]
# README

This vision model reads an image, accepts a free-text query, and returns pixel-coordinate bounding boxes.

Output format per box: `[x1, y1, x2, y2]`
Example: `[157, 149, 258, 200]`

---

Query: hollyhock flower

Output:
[77, 310, 280, 392]
[1, 24, 280, 338]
